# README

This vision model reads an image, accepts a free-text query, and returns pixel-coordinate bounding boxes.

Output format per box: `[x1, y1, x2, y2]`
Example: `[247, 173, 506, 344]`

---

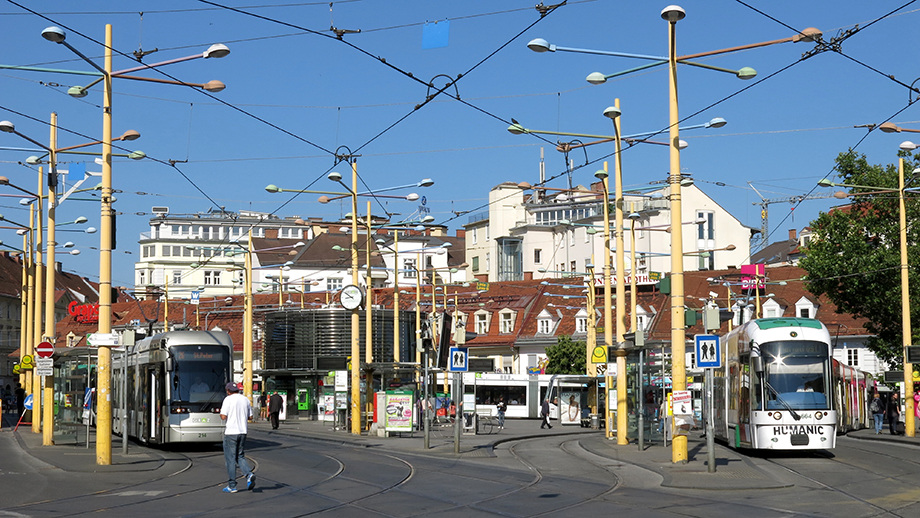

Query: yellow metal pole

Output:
[243, 229, 253, 407]
[20, 209, 32, 389]
[95, 24, 115, 465]
[600, 161, 614, 440]
[899, 157, 915, 437]
[613, 99, 628, 447]
[393, 231, 400, 362]
[32, 165, 43, 434]
[349, 160, 361, 435]
[365, 201, 372, 364]
[42, 113, 58, 445]
[667, 11, 688, 464]
[586, 259, 597, 379]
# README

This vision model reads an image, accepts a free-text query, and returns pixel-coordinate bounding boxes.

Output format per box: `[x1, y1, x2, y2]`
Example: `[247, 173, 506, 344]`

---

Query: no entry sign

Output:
[35, 341, 54, 358]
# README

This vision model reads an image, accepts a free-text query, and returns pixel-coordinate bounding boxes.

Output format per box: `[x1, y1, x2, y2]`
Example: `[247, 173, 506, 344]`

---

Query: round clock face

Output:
[341, 285, 363, 309]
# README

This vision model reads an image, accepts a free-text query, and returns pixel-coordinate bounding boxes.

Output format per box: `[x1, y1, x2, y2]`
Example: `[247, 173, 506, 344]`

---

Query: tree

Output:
[799, 150, 920, 366]
[544, 335, 586, 375]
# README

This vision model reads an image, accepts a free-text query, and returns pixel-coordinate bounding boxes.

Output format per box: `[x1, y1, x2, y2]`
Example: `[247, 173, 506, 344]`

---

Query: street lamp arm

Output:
[0, 63, 103, 77]
[677, 28, 822, 60]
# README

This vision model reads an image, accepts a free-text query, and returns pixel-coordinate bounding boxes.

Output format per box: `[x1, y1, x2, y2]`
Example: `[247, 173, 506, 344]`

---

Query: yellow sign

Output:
[13, 364, 21, 374]
[20, 355, 34, 370]
[476, 281, 490, 292]
[591, 345, 608, 364]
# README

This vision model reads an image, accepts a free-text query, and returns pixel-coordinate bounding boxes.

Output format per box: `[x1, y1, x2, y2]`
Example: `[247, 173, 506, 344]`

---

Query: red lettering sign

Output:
[68, 301, 99, 323]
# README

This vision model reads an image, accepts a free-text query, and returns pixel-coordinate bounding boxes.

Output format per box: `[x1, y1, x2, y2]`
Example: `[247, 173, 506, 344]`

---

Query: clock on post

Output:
[340, 284, 364, 310]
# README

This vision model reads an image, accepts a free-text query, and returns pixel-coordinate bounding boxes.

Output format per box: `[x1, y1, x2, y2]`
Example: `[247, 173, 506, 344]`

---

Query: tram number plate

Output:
[198, 433, 208, 438]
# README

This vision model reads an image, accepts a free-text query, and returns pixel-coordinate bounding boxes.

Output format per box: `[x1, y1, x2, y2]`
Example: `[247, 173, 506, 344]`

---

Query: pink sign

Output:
[740, 264, 765, 290]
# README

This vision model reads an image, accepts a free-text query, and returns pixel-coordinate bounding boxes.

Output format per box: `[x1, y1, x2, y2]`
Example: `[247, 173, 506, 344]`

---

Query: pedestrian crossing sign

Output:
[695, 334, 721, 368]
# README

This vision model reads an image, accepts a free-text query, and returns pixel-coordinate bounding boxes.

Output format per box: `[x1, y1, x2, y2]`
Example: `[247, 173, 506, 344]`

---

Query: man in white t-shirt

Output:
[219, 382, 255, 493]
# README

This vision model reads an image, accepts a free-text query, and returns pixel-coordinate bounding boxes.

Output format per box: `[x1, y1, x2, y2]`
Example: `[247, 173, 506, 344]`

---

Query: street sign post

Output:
[35, 358, 53, 377]
[36, 341, 54, 358]
[87, 332, 119, 347]
[191, 290, 201, 305]
[694, 333, 721, 473]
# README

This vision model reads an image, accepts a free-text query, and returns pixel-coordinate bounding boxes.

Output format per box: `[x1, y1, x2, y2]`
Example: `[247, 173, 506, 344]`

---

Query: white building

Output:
[463, 180, 756, 284]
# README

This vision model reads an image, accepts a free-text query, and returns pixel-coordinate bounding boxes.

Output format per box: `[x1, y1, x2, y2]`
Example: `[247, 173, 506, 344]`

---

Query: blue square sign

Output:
[448, 347, 468, 372]
[695, 334, 721, 368]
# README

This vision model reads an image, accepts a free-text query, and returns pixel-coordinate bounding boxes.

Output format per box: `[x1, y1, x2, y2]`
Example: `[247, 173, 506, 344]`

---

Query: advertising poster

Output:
[560, 391, 581, 425]
[322, 394, 335, 422]
[384, 391, 414, 432]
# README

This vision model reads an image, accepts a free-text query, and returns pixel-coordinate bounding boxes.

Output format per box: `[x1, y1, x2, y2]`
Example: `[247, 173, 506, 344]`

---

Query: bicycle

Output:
[476, 412, 500, 435]
[428, 414, 455, 438]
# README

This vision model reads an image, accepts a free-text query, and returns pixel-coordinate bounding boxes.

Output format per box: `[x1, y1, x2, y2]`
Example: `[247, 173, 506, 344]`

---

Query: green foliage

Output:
[799, 150, 920, 366]
[545, 335, 586, 375]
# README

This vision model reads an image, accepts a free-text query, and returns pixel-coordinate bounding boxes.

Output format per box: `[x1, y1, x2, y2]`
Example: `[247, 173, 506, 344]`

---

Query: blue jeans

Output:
[223, 434, 253, 489]
[497, 411, 505, 427]
[873, 413, 883, 433]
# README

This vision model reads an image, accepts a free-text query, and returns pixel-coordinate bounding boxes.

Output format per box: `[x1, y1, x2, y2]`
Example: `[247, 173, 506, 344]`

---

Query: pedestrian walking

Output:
[219, 382, 255, 493]
[869, 392, 885, 434]
[540, 398, 554, 429]
[496, 397, 507, 429]
[268, 391, 284, 430]
[888, 393, 902, 435]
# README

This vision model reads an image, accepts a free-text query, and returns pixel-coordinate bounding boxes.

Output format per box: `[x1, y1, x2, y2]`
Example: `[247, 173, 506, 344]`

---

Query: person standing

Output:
[540, 398, 553, 429]
[258, 392, 267, 421]
[268, 391, 284, 430]
[888, 393, 902, 435]
[15, 383, 25, 416]
[496, 397, 507, 429]
[219, 382, 255, 493]
[870, 393, 885, 434]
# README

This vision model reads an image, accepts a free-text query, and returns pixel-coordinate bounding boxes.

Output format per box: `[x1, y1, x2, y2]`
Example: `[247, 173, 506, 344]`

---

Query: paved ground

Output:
[3, 410, 917, 490]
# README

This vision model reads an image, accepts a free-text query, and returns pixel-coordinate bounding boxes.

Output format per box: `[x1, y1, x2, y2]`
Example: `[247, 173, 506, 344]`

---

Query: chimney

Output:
[455, 229, 466, 238]
[788, 229, 797, 241]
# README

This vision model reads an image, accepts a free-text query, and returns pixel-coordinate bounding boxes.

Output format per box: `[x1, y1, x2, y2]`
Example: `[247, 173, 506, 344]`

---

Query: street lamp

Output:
[818, 141, 919, 437]
[532, 6, 818, 464]
[267, 165, 430, 435]
[32, 25, 227, 465]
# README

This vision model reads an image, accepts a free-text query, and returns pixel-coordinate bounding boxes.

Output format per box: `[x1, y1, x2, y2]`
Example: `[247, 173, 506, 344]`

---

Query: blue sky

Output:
[1, 1, 919, 289]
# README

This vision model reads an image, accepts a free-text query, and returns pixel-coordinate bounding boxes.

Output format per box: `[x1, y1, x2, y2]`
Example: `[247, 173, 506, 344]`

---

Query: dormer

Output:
[536, 308, 560, 335]
[574, 308, 588, 335]
[795, 296, 818, 319]
[762, 298, 784, 318]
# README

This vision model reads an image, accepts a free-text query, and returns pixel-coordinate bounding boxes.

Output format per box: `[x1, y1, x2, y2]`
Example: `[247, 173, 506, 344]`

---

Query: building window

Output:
[847, 348, 859, 366]
[500, 313, 513, 333]
[183, 246, 192, 257]
[472, 256, 479, 272]
[698, 251, 714, 271]
[537, 318, 552, 334]
[697, 211, 714, 240]
[327, 278, 343, 292]
[575, 316, 587, 334]
[172, 270, 182, 285]
[799, 307, 810, 318]
[163, 245, 171, 257]
[471, 227, 478, 245]
[404, 258, 417, 278]
[534, 249, 542, 264]
[486, 226, 490, 241]
[570, 260, 577, 273]
[138, 270, 146, 285]
[486, 252, 490, 272]
[203, 271, 220, 285]
[476, 313, 488, 334]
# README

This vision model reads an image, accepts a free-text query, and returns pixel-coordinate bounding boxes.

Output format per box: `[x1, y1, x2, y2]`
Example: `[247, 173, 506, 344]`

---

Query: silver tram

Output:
[114, 330, 233, 444]
[713, 318, 838, 450]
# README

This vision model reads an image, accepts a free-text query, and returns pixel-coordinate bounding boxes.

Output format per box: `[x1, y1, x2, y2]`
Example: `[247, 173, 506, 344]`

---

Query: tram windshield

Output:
[759, 341, 830, 410]
[169, 345, 231, 406]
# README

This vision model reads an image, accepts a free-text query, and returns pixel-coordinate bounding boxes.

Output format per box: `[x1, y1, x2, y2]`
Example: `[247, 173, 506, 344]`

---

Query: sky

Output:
[1, 0, 919, 290]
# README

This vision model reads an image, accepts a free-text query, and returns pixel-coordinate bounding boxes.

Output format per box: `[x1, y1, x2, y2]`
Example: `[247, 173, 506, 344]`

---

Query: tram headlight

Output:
[772, 412, 782, 420]
[814, 411, 824, 420]
[171, 406, 190, 414]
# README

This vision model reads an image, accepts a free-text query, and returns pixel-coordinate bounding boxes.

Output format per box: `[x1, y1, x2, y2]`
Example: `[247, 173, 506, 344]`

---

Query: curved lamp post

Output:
[23, 25, 227, 464]
[818, 140, 920, 437]
[528, 6, 818, 463]
[267, 167, 433, 435]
